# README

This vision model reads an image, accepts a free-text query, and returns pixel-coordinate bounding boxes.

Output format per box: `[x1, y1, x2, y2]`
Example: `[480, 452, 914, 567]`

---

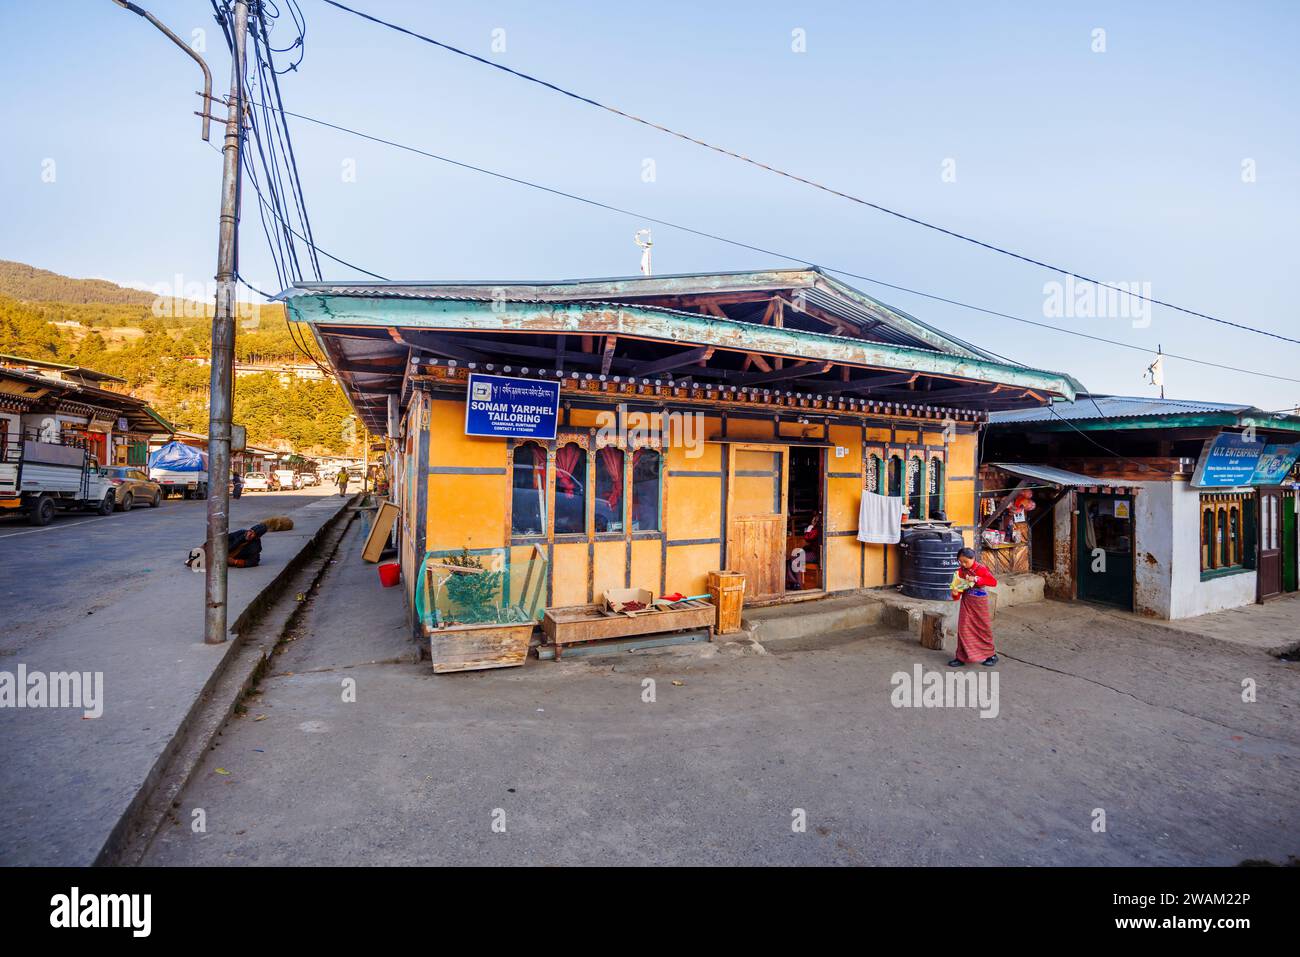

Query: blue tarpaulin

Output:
[148, 441, 208, 472]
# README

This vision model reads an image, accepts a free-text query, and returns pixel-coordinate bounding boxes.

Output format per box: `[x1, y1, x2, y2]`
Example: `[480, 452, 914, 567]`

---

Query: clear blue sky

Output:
[2, 1, 1296, 410]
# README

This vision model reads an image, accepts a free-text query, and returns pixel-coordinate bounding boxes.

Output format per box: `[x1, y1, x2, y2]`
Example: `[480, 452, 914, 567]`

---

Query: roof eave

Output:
[286, 294, 1078, 404]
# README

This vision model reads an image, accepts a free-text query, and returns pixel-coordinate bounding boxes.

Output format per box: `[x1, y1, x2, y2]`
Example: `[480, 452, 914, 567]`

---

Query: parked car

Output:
[243, 471, 278, 492]
[300, 472, 319, 487]
[273, 468, 302, 490]
[105, 467, 163, 511]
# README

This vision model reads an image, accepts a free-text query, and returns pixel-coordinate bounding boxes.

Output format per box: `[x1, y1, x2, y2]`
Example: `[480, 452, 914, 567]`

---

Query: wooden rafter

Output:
[733, 360, 833, 387]
[392, 330, 492, 364]
[822, 372, 920, 394]
[600, 335, 617, 376]
[633, 345, 716, 377]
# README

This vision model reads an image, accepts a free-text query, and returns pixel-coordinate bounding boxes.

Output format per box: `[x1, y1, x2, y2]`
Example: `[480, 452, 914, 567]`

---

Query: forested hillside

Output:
[0, 259, 160, 305]
[0, 262, 358, 454]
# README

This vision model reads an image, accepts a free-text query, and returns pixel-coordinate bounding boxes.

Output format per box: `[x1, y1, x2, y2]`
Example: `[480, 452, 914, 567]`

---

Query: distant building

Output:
[180, 355, 330, 383]
[0, 354, 172, 467]
[984, 394, 1300, 618]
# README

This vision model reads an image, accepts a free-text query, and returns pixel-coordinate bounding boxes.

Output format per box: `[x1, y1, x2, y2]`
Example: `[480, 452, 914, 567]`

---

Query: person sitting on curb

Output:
[227, 523, 268, 568]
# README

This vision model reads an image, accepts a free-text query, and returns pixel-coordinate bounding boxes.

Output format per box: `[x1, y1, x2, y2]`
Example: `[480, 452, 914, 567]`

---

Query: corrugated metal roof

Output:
[279, 268, 1006, 362]
[989, 394, 1252, 424]
[988, 463, 1134, 487]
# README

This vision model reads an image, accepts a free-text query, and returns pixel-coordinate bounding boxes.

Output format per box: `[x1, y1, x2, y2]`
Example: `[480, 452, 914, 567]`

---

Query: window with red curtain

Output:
[595, 447, 624, 532]
[631, 448, 661, 531]
[554, 442, 586, 534]
[511, 442, 548, 536]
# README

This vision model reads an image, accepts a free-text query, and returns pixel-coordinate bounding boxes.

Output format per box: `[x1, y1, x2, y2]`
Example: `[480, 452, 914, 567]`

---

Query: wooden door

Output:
[1257, 487, 1283, 601]
[727, 445, 787, 602]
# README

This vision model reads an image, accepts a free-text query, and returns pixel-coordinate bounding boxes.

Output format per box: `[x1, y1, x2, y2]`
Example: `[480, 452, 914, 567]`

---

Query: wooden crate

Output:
[543, 600, 715, 657]
[707, 570, 746, 635]
[984, 543, 1029, 576]
[425, 621, 535, 674]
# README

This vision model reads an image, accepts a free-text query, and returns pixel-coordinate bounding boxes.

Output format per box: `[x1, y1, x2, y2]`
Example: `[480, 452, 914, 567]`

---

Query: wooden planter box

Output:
[425, 620, 535, 674]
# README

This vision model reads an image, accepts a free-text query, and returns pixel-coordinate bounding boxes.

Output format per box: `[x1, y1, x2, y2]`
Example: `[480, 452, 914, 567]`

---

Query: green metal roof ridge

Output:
[286, 293, 1078, 400]
[989, 411, 1300, 433]
[277, 268, 1005, 366]
[810, 270, 1002, 363]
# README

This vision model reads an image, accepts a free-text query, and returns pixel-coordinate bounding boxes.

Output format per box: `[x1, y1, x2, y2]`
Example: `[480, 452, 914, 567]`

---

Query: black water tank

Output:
[899, 526, 963, 600]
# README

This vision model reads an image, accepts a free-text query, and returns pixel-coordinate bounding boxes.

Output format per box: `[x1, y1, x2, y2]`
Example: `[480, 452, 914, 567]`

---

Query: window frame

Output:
[630, 446, 663, 533]
[1200, 491, 1253, 579]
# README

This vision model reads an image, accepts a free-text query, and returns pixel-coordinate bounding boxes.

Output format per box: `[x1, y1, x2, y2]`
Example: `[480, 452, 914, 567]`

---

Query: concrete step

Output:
[734, 574, 1046, 650]
[740, 593, 885, 646]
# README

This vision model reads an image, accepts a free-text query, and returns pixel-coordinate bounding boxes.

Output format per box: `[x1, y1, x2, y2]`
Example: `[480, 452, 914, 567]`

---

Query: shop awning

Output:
[988, 463, 1135, 489]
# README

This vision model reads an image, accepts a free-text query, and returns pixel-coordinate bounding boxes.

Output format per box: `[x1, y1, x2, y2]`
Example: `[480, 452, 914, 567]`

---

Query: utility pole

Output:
[112, 0, 239, 644]
[205, 0, 250, 644]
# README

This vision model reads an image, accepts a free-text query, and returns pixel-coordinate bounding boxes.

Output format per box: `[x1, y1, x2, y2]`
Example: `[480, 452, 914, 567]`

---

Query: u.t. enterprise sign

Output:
[464, 373, 560, 440]
[1191, 431, 1300, 488]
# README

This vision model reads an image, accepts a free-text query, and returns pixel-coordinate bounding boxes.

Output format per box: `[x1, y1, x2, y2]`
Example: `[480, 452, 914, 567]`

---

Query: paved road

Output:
[143, 538, 1300, 866]
[0, 486, 346, 651]
[0, 485, 355, 865]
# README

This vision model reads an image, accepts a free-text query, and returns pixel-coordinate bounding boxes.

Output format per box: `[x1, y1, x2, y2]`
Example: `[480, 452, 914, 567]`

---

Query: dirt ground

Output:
[143, 529, 1300, 866]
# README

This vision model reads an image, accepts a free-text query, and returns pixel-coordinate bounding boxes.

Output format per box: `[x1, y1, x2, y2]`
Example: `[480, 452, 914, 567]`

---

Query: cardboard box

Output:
[603, 588, 656, 617]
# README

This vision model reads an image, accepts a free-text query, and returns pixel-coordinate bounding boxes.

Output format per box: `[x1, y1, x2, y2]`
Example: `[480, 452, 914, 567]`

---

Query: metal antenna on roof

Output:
[635, 228, 653, 276]
[1145, 344, 1165, 399]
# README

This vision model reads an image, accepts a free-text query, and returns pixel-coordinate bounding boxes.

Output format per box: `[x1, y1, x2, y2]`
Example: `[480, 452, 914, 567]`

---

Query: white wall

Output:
[1043, 478, 1258, 620]
[1132, 480, 1173, 618]
[1168, 480, 1257, 619]
[1043, 493, 1074, 600]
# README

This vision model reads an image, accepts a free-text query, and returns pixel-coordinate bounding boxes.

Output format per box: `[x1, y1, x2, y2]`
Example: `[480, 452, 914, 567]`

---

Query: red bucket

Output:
[378, 562, 400, 588]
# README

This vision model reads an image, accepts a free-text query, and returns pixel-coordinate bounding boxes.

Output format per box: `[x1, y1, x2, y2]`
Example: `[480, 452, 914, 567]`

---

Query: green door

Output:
[1076, 493, 1134, 610]
[1283, 490, 1297, 593]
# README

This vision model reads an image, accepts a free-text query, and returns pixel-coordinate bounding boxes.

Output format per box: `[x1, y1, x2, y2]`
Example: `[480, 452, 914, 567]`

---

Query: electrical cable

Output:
[1046, 405, 1180, 475]
[317, 0, 1300, 347]
[246, 99, 1300, 387]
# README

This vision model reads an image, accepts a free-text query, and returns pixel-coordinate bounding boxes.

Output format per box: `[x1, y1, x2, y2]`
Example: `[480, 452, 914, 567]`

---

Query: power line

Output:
[1046, 405, 1179, 475]
[208, 1, 337, 379]
[249, 100, 1300, 387]
[317, 0, 1300, 348]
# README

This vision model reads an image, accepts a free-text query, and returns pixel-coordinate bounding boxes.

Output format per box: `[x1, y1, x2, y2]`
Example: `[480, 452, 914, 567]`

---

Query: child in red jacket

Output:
[949, 547, 998, 667]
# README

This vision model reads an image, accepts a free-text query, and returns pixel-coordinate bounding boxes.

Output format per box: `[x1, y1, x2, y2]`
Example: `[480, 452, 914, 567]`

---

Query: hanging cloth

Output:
[857, 491, 904, 545]
[598, 447, 623, 507]
[555, 444, 582, 494]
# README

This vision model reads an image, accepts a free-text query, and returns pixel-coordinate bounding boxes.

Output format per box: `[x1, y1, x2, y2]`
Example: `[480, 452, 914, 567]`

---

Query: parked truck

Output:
[0, 432, 116, 526]
[148, 440, 210, 500]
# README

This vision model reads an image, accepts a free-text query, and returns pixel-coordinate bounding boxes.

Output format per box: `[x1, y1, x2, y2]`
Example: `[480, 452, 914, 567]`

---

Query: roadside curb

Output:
[95, 493, 359, 865]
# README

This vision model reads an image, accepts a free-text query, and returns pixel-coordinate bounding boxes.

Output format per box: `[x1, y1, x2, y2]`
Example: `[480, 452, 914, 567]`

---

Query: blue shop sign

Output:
[1253, 442, 1300, 485]
[464, 373, 559, 440]
[1191, 432, 1300, 487]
